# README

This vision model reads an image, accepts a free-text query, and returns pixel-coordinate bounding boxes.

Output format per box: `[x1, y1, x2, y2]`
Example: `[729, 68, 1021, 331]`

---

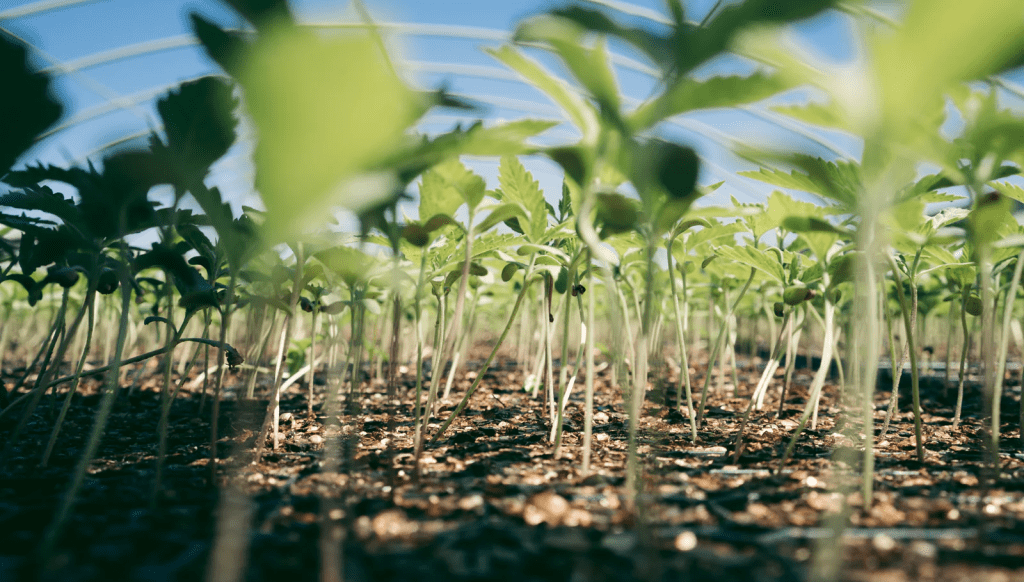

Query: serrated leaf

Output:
[154, 76, 239, 187]
[713, 244, 785, 283]
[419, 160, 467, 223]
[0, 185, 80, 226]
[992, 181, 1024, 205]
[498, 155, 547, 241]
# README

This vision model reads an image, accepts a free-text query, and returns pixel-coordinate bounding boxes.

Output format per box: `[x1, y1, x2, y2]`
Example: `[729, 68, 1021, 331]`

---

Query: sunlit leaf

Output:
[497, 155, 547, 241]
[630, 73, 790, 131]
[486, 45, 599, 142]
[241, 24, 420, 241]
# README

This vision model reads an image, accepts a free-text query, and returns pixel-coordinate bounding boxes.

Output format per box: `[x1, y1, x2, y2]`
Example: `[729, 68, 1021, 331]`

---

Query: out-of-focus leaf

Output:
[419, 160, 469, 223]
[240, 25, 420, 242]
[595, 193, 639, 236]
[967, 190, 1015, 253]
[992, 181, 1024, 205]
[223, 0, 291, 30]
[740, 156, 861, 209]
[770, 102, 848, 132]
[486, 45, 599, 142]
[314, 245, 376, 288]
[0, 34, 63, 178]
[874, 0, 1024, 131]
[514, 15, 621, 118]
[390, 119, 556, 185]
[546, 6, 672, 70]
[475, 202, 526, 234]
[630, 73, 790, 131]
[189, 13, 249, 75]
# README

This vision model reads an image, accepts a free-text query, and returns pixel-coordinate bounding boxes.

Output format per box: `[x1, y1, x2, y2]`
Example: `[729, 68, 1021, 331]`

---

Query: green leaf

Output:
[486, 45, 599, 142]
[189, 12, 249, 75]
[475, 202, 527, 234]
[874, 0, 1024, 128]
[968, 191, 1015, 252]
[630, 73, 790, 131]
[389, 119, 557, 184]
[240, 25, 420, 242]
[314, 245, 376, 287]
[713, 244, 785, 283]
[514, 15, 621, 117]
[419, 160, 469, 222]
[595, 193, 640, 236]
[497, 155, 547, 241]
[770, 101, 847, 132]
[992, 181, 1024, 205]
[545, 6, 672, 70]
[740, 156, 861, 209]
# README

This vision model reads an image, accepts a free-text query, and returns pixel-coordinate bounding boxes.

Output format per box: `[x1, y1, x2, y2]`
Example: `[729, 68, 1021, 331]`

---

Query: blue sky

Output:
[1, 0, 884, 222]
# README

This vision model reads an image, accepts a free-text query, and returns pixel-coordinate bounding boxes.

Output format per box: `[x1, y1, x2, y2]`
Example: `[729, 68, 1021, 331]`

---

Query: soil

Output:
[2, 354, 1024, 582]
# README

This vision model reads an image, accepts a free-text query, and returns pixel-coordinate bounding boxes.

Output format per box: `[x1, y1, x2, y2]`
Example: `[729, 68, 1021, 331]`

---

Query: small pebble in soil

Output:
[674, 531, 698, 551]
[523, 491, 569, 526]
[872, 533, 897, 552]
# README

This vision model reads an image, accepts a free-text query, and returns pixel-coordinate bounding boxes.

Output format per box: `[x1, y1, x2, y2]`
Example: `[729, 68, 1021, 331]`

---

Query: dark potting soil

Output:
[1, 355, 1023, 582]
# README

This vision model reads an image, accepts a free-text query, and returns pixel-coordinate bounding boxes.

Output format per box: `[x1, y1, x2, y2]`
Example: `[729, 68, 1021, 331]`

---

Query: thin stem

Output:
[429, 275, 535, 444]
[696, 267, 756, 427]
[666, 234, 697, 442]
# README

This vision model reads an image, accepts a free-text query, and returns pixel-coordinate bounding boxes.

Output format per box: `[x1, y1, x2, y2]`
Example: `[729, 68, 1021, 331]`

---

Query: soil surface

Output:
[2, 354, 1024, 582]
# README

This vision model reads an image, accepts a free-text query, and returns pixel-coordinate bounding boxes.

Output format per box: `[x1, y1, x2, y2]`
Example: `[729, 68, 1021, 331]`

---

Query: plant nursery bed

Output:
[2, 357, 1024, 582]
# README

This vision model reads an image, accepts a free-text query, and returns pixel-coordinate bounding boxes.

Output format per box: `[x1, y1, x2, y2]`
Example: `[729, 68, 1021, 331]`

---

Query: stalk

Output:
[553, 289, 587, 455]
[666, 233, 697, 441]
[255, 245, 305, 461]
[777, 293, 836, 470]
[308, 300, 321, 417]
[991, 249, 1024, 468]
[439, 219, 475, 400]
[411, 251, 429, 458]
[944, 305, 956, 391]
[0, 288, 69, 465]
[887, 256, 925, 462]
[39, 264, 132, 559]
[581, 252, 596, 474]
[244, 307, 276, 399]
[429, 275, 534, 443]
[613, 276, 636, 390]
[421, 287, 445, 428]
[544, 274, 556, 429]
[733, 316, 791, 462]
[153, 276, 178, 503]
[879, 283, 905, 437]
[953, 288, 971, 429]
[626, 240, 656, 499]
[40, 288, 97, 468]
[696, 267, 756, 427]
